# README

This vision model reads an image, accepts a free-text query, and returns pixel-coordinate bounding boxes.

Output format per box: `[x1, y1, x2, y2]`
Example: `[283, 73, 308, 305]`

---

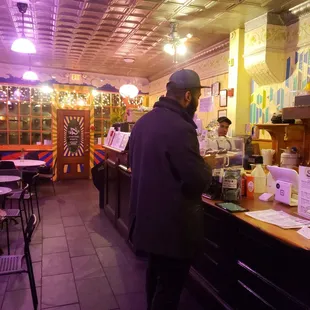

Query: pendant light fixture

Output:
[22, 70, 38, 81]
[11, 2, 36, 54]
[119, 84, 139, 99]
[23, 55, 38, 81]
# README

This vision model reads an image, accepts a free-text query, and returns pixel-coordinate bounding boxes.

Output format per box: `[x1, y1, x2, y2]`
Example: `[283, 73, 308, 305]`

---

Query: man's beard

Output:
[185, 100, 197, 118]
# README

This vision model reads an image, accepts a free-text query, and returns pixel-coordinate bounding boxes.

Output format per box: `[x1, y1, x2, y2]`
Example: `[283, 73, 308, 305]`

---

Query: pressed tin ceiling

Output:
[0, 0, 306, 80]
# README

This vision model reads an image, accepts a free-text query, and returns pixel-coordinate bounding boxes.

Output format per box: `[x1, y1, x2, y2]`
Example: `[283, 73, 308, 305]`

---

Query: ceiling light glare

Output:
[41, 85, 53, 94]
[119, 84, 139, 99]
[164, 43, 175, 56]
[11, 37, 36, 54]
[186, 33, 193, 39]
[92, 89, 99, 97]
[77, 98, 86, 106]
[124, 58, 135, 63]
[177, 44, 187, 55]
[22, 70, 38, 81]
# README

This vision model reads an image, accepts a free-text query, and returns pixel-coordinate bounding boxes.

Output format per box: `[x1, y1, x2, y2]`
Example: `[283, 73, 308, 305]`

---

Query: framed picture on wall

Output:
[211, 82, 220, 96]
[219, 89, 227, 107]
[218, 109, 227, 119]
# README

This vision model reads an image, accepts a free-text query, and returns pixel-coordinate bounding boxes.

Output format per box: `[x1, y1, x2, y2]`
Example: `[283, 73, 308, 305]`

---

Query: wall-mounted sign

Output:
[64, 116, 84, 157]
[71, 74, 81, 81]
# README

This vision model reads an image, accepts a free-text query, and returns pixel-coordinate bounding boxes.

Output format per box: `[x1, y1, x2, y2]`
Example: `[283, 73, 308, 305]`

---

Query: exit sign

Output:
[71, 74, 81, 81]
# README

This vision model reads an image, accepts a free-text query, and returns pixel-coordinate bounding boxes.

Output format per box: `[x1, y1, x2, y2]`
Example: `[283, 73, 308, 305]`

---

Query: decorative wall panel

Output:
[149, 50, 229, 98]
[244, 14, 287, 86]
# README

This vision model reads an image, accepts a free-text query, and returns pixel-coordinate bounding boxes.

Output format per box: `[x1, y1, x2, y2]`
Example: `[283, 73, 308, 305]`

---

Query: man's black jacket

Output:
[129, 96, 212, 259]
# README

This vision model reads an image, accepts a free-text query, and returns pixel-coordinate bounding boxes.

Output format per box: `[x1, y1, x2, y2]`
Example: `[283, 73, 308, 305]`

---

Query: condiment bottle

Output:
[246, 174, 254, 199]
[241, 174, 246, 196]
[251, 164, 266, 193]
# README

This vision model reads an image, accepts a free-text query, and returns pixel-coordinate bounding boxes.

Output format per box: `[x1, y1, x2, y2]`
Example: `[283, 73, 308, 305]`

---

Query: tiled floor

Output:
[0, 179, 204, 310]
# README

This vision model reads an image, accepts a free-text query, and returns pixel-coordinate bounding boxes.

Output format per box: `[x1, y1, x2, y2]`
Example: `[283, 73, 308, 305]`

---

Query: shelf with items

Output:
[283, 107, 310, 165]
[255, 124, 304, 164]
[0, 85, 53, 146]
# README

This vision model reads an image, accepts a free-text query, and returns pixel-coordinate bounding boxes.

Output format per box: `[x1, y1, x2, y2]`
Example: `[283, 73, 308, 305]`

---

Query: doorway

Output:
[57, 109, 90, 180]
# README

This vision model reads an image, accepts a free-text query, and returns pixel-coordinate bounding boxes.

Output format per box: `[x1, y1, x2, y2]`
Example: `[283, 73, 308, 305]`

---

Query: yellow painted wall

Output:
[196, 74, 229, 128]
[148, 51, 229, 129]
[227, 29, 251, 136]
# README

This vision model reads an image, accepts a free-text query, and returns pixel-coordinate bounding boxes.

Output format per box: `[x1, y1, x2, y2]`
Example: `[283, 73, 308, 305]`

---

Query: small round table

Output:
[0, 187, 12, 195]
[0, 176, 21, 183]
[4, 160, 46, 168]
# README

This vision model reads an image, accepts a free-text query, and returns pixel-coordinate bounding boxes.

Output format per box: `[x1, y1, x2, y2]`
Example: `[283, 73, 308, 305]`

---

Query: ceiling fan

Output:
[163, 22, 199, 63]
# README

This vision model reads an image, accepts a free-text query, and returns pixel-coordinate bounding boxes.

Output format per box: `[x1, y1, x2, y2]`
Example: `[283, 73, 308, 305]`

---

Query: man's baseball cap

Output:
[166, 69, 210, 90]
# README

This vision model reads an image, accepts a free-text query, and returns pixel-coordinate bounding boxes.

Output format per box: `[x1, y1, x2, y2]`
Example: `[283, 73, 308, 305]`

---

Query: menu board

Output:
[119, 133, 130, 151]
[111, 132, 124, 149]
[110, 131, 130, 151]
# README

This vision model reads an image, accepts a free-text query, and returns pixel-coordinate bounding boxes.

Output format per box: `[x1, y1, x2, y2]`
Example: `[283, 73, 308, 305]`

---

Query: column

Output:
[227, 29, 251, 136]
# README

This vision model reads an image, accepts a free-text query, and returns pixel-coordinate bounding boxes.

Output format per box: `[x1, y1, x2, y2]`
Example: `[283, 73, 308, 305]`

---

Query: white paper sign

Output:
[298, 166, 310, 219]
[111, 132, 124, 149]
[204, 88, 211, 97]
[199, 97, 213, 112]
[245, 209, 310, 229]
[297, 226, 310, 239]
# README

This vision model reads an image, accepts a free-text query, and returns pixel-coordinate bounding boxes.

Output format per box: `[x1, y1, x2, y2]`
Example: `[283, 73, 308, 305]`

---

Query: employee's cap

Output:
[166, 69, 210, 90]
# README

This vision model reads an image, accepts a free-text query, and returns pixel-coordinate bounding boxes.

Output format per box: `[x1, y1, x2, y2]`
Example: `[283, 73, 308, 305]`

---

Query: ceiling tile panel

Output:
[0, 0, 306, 77]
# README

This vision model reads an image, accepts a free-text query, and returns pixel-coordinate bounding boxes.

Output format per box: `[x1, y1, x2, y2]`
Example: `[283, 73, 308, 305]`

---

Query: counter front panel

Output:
[102, 147, 310, 309]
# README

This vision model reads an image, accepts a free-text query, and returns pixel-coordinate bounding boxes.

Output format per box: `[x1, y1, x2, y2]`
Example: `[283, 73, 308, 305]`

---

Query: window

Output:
[93, 93, 127, 145]
[0, 86, 52, 145]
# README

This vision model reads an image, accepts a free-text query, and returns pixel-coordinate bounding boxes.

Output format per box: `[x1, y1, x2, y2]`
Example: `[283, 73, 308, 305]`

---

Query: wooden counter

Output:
[189, 197, 310, 309]
[202, 196, 310, 251]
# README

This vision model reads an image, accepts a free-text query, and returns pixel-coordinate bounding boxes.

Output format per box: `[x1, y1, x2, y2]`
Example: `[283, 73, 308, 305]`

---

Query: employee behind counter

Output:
[208, 116, 236, 151]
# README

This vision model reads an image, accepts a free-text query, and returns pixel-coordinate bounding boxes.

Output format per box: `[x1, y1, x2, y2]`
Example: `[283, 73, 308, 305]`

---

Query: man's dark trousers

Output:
[146, 253, 191, 310]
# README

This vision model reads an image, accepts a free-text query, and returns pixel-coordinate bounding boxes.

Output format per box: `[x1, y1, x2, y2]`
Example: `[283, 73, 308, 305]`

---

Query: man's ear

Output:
[184, 90, 191, 105]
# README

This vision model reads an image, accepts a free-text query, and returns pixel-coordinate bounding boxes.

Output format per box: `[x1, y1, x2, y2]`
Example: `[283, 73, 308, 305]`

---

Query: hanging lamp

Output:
[23, 55, 38, 81]
[119, 84, 139, 99]
[11, 2, 36, 54]
[22, 70, 38, 81]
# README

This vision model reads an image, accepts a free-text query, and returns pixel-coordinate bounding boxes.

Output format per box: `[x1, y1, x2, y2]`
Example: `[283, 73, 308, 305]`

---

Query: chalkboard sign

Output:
[64, 116, 84, 157]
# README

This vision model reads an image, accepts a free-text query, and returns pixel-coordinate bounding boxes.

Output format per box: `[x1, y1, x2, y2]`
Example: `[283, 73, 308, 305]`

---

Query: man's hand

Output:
[203, 154, 216, 169]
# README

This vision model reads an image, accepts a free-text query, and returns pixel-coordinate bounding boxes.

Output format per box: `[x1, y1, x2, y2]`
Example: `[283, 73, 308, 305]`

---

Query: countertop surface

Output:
[202, 196, 310, 251]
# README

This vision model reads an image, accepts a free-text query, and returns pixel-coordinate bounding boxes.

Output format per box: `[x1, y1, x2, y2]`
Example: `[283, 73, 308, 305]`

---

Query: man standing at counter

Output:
[129, 69, 212, 310]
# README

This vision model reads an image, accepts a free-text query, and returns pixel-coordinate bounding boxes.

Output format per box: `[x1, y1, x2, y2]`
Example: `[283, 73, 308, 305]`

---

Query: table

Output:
[0, 187, 12, 195]
[0, 176, 21, 183]
[3, 160, 46, 168]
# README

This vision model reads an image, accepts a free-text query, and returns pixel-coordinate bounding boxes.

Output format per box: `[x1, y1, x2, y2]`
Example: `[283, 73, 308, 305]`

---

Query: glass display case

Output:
[201, 137, 245, 199]
[200, 137, 244, 168]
